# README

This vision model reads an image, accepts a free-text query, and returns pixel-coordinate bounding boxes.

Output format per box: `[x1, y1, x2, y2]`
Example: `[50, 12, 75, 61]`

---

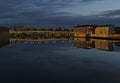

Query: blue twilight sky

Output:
[0, 0, 120, 28]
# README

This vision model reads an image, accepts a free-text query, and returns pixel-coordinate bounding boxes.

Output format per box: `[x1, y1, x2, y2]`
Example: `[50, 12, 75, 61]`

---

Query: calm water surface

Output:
[0, 39, 120, 83]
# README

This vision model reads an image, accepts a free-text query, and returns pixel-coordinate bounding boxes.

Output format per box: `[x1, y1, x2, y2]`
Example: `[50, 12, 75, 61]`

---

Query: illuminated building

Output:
[73, 25, 95, 37]
[91, 25, 115, 38]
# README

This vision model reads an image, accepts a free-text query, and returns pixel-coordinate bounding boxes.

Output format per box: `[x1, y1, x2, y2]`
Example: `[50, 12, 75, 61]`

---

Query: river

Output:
[0, 36, 120, 83]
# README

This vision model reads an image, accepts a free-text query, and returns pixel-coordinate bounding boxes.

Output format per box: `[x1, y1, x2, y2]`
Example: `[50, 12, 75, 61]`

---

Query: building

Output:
[73, 25, 120, 39]
[73, 25, 95, 37]
[91, 25, 115, 38]
[114, 27, 120, 34]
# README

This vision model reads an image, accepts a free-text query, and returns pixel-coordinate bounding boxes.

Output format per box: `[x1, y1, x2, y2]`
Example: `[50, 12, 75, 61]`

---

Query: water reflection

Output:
[0, 32, 120, 52]
[1, 31, 120, 82]
[0, 28, 10, 47]
[73, 38, 110, 51]
[73, 38, 120, 51]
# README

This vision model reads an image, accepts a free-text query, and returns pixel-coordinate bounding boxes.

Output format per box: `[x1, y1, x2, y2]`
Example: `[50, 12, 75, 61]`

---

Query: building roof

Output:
[73, 25, 114, 28]
[73, 25, 95, 28]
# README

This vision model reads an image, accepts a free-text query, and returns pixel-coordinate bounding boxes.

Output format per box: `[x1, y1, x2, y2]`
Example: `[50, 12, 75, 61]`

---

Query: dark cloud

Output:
[0, 0, 119, 28]
[99, 9, 120, 17]
[0, 0, 78, 27]
[92, 9, 120, 26]
[80, 0, 103, 2]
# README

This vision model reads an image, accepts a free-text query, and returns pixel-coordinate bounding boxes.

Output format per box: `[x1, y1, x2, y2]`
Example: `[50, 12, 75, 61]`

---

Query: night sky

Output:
[0, 0, 120, 28]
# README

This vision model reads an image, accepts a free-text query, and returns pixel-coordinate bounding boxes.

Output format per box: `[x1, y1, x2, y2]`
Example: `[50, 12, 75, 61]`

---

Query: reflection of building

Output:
[0, 39, 10, 47]
[93, 39, 113, 51]
[73, 38, 94, 49]
[113, 42, 120, 52]
[72, 38, 119, 51]
[0, 27, 9, 35]
[10, 38, 70, 43]
[114, 42, 120, 47]
[0, 27, 10, 47]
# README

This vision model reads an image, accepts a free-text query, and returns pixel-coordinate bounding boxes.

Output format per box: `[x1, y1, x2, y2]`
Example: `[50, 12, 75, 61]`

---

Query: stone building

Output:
[91, 25, 115, 38]
[73, 25, 119, 38]
[73, 25, 95, 37]
[114, 27, 120, 34]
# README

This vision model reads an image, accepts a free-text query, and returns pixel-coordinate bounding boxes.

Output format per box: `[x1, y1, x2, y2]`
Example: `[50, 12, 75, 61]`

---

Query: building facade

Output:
[73, 25, 119, 38]
[73, 25, 95, 37]
[91, 25, 115, 38]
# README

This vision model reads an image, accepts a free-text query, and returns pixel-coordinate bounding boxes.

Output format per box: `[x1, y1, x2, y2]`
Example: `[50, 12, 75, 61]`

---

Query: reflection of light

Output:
[69, 40, 72, 43]
[113, 43, 115, 46]
[24, 41, 27, 43]
[103, 35, 106, 37]
[88, 46, 91, 48]
[46, 41, 48, 44]
[45, 41, 49, 43]
[62, 40, 64, 43]
[72, 43, 73, 46]
[31, 41, 34, 43]
[52, 41, 55, 43]
[38, 42, 41, 44]
[52, 41, 56, 43]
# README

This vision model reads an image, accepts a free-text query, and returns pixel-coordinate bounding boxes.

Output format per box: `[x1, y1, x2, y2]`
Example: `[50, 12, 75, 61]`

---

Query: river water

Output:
[0, 37, 120, 83]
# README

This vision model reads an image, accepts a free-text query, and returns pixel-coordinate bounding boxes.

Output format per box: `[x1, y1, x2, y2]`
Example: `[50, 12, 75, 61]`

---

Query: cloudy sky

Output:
[0, 0, 120, 28]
